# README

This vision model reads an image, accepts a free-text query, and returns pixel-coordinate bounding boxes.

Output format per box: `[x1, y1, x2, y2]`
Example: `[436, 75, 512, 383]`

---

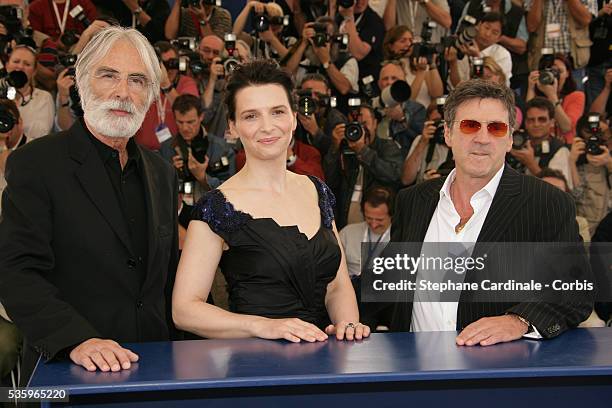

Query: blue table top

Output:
[29, 328, 612, 395]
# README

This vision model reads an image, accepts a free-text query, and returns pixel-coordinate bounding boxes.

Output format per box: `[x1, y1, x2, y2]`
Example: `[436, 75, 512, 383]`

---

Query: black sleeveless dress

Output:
[193, 176, 341, 329]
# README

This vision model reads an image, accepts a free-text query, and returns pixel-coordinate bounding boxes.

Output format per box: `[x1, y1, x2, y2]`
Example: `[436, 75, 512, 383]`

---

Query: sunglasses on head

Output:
[453, 119, 509, 137]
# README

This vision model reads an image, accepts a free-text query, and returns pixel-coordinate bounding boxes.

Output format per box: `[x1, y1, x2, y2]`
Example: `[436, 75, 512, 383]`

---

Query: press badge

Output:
[156, 125, 172, 143]
[546, 23, 561, 39]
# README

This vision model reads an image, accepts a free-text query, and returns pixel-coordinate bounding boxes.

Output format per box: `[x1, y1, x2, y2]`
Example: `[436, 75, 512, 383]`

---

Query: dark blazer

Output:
[388, 165, 592, 338]
[0, 120, 179, 366]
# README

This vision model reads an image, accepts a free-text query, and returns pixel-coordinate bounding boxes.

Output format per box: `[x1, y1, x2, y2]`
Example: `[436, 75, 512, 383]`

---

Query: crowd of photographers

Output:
[0, 0, 611, 346]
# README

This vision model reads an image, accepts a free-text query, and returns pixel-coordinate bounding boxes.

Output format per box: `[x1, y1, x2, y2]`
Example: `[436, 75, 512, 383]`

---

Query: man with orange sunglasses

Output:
[387, 79, 591, 346]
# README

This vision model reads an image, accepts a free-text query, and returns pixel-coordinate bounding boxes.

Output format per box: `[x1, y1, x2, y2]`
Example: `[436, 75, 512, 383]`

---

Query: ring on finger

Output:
[345, 322, 356, 330]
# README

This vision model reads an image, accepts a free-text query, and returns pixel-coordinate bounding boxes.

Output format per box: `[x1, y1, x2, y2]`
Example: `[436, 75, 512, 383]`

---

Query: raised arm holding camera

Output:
[233, 1, 289, 60]
[165, 0, 232, 40]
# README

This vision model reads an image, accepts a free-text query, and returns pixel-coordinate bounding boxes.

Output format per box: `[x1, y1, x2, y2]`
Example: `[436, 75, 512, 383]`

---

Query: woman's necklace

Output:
[18, 85, 33, 107]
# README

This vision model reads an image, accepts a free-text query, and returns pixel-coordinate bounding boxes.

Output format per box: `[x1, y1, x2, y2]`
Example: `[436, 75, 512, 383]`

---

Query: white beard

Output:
[83, 97, 147, 139]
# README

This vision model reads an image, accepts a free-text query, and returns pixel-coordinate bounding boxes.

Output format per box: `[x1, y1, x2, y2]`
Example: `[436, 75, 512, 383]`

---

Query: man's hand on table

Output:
[69, 338, 139, 372]
[455, 315, 529, 346]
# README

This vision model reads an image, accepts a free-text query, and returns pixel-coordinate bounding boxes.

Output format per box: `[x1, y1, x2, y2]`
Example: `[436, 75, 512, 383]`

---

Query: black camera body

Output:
[506, 129, 528, 171]
[0, 103, 16, 133]
[585, 113, 604, 156]
[312, 22, 328, 47]
[171, 37, 197, 52]
[338, 0, 355, 8]
[344, 97, 364, 143]
[443, 15, 477, 60]
[297, 89, 336, 116]
[208, 156, 230, 175]
[538, 48, 559, 86]
[59, 53, 78, 68]
[432, 120, 446, 145]
[217, 33, 240, 79]
[412, 20, 442, 64]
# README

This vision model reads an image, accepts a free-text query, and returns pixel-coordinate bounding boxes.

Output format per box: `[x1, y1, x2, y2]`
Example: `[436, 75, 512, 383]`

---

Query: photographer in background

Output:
[374, 61, 426, 156]
[382, 25, 444, 110]
[456, 0, 529, 92]
[569, 113, 612, 234]
[3, 44, 54, 140]
[285, 17, 358, 107]
[135, 40, 199, 151]
[509, 97, 572, 186]
[294, 73, 346, 156]
[445, 12, 512, 88]
[233, 1, 290, 60]
[526, 52, 585, 143]
[165, 0, 232, 40]
[401, 99, 451, 185]
[323, 102, 403, 228]
[161, 94, 234, 201]
[336, 0, 385, 82]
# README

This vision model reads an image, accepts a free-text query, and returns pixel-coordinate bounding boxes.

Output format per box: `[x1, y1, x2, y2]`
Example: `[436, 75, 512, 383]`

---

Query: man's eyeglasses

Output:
[451, 119, 509, 137]
[93, 69, 150, 92]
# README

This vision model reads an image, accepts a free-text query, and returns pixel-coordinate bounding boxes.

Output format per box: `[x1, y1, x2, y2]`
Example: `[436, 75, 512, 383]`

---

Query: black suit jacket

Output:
[0, 120, 179, 364]
[388, 166, 592, 338]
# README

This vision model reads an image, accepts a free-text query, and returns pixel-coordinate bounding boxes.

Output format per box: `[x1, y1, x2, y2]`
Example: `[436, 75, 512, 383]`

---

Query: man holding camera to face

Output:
[323, 102, 403, 229]
[294, 74, 346, 156]
[165, 0, 232, 40]
[161, 94, 234, 200]
[509, 97, 573, 186]
[402, 99, 452, 185]
[569, 113, 612, 234]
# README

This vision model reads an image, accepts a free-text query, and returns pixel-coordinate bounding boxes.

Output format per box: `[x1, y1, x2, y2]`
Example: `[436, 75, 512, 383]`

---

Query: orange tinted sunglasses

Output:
[453, 119, 509, 137]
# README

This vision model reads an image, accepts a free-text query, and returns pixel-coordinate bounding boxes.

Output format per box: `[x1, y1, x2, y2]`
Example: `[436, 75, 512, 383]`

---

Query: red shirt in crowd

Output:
[135, 75, 200, 151]
[235, 140, 325, 181]
[29, 0, 98, 41]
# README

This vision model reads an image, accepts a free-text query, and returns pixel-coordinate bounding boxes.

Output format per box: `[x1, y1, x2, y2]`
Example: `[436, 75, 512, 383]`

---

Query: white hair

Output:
[75, 26, 161, 111]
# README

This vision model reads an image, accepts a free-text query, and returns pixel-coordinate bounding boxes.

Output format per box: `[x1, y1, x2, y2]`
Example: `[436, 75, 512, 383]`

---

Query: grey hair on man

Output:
[443, 79, 517, 131]
[75, 26, 161, 112]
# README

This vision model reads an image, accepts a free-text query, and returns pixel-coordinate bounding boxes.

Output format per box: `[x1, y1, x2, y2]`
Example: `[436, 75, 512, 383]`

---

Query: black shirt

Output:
[86, 128, 149, 286]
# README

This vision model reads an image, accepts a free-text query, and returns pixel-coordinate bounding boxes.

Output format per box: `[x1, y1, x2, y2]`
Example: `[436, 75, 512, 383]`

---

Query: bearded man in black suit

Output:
[0, 26, 179, 379]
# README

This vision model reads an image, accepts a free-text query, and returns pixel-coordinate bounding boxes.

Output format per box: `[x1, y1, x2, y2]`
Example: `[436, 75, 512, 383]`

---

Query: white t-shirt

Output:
[19, 88, 55, 140]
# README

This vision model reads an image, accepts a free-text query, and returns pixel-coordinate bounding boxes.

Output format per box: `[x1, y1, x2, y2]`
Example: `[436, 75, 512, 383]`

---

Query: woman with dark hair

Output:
[526, 53, 585, 143]
[172, 60, 370, 343]
[382, 25, 443, 109]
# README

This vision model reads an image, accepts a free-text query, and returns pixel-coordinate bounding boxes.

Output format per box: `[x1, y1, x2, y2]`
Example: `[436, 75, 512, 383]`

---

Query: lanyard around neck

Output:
[51, 0, 71, 35]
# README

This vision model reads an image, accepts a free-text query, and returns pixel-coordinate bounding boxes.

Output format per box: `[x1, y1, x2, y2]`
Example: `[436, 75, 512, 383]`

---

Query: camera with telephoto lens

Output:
[171, 37, 197, 52]
[443, 14, 478, 60]
[585, 113, 604, 155]
[412, 20, 441, 65]
[379, 80, 411, 109]
[60, 29, 78, 47]
[471, 57, 484, 78]
[218, 33, 240, 79]
[0, 70, 27, 100]
[253, 10, 270, 33]
[345, 98, 364, 142]
[0, 103, 16, 133]
[538, 48, 559, 86]
[338, 0, 354, 7]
